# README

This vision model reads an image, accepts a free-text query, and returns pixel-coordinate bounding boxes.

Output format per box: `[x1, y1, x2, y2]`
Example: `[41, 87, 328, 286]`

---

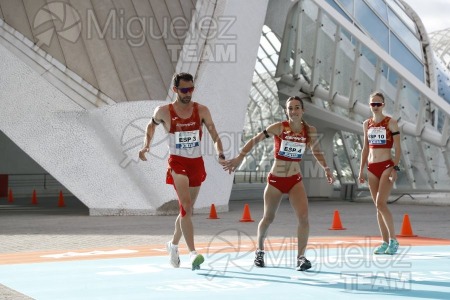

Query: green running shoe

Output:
[385, 239, 400, 255]
[373, 242, 389, 255]
[190, 252, 204, 270]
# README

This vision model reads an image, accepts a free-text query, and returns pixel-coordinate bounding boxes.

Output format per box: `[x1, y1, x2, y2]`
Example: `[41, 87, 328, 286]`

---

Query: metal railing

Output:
[7, 173, 62, 190]
[275, 0, 450, 191]
[3, 173, 70, 197]
[234, 171, 269, 184]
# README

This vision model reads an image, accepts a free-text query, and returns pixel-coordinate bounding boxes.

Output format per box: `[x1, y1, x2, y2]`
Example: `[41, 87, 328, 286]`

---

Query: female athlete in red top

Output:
[358, 92, 401, 255]
[225, 96, 334, 271]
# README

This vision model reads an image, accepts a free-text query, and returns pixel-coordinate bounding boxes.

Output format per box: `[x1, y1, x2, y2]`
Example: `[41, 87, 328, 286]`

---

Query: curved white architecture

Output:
[1, 0, 450, 215]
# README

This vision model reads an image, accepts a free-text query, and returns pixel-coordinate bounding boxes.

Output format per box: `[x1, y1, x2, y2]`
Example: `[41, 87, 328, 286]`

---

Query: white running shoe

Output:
[166, 241, 180, 268]
[190, 251, 204, 271]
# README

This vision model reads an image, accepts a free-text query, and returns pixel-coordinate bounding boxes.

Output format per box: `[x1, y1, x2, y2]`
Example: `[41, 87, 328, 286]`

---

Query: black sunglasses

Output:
[370, 102, 383, 107]
[177, 87, 195, 94]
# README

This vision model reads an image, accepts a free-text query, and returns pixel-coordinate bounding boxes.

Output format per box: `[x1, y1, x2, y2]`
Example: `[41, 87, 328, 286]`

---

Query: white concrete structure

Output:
[3, 0, 450, 214]
[0, 0, 267, 215]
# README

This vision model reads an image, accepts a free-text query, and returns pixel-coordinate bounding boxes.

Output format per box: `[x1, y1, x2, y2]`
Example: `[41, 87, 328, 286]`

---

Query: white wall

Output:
[0, 41, 178, 215]
[190, 0, 269, 210]
[265, 0, 295, 37]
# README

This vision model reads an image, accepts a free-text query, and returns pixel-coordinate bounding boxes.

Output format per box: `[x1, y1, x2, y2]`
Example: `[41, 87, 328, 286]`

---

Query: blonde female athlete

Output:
[225, 96, 334, 271]
[358, 91, 401, 255]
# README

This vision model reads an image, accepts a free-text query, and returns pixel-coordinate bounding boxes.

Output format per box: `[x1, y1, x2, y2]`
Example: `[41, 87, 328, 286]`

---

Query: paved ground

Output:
[1, 194, 449, 299]
[1, 195, 449, 253]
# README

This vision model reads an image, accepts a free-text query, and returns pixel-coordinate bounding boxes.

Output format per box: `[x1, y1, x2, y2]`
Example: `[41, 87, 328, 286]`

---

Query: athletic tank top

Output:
[367, 116, 393, 148]
[273, 121, 308, 162]
[168, 102, 202, 158]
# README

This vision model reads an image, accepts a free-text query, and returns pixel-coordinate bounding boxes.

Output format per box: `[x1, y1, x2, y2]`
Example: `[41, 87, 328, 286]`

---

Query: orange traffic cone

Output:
[239, 204, 254, 222]
[8, 188, 14, 203]
[207, 204, 219, 219]
[31, 189, 38, 205]
[398, 214, 417, 237]
[329, 210, 346, 230]
[58, 191, 66, 207]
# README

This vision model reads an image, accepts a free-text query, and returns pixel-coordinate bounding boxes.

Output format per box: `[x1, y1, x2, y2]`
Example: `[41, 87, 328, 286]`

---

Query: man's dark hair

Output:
[172, 72, 194, 87]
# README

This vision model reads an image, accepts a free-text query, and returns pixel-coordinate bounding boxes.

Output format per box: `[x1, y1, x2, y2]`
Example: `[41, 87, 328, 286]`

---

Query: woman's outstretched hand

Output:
[223, 156, 244, 174]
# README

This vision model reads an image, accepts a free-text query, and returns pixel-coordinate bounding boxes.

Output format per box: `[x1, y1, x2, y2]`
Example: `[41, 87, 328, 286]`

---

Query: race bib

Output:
[278, 140, 306, 159]
[175, 130, 200, 149]
[368, 127, 386, 145]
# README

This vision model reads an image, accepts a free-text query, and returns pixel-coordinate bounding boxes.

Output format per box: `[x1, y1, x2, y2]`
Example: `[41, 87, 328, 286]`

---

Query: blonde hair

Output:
[370, 91, 385, 102]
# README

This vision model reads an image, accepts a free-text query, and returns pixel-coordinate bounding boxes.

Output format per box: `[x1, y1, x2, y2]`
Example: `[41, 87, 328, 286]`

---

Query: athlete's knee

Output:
[375, 200, 388, 211]
[179, 199, 193, 216]
[297, 213, 309, 227]
[262, 213, 276, 224]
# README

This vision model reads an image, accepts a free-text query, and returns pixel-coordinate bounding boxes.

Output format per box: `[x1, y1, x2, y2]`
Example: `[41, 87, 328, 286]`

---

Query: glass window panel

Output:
[436, 70, 450, 131]
[325, 0, 353, 23]
[334, 33, 356, 99]
[386, 0, 417, 33]
[436, 109, 445, 133]
[380, 61, 389, 80]
[355, 1, 389, 52]
[436, 61, 450, 104]
[337, 0, 353, 14]
[361, 44, 377, 67]
[387, 7, 422, 58]
[333, 133, 354, 184]
[399, 82, 420, 123]
[265, 31, 281, 50]
[429, 143, 450, 189]
[387, 68, 398, 87]
[260, 39, 276, 56]
[338, 26, 352, 43]
[402, 136, 432, 189]
[238, 25, 287, 177]
[390, 32, 424, 82]
[365, 0, 388, 22]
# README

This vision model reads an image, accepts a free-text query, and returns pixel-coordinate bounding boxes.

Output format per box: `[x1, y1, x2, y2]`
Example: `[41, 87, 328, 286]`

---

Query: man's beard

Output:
[180, 97, 191, 104]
